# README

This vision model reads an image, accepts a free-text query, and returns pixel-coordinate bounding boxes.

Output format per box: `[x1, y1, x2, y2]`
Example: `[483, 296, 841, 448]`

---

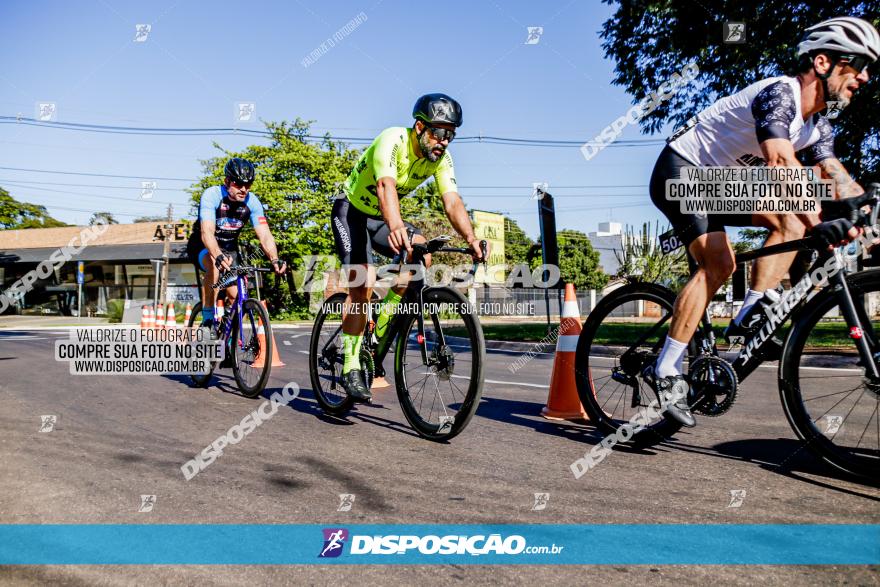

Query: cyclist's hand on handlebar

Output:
[809, 218, 860, 250]
[271, 258, 287, 275]
[468, 237, 488, 262]
[388, 224, 412, 255]
[214, 253, 233, 271]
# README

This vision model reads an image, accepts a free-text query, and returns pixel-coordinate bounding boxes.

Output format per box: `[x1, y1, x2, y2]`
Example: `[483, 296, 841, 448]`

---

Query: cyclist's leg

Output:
[649, 146, 736, 376]
[750, 211, 807, 290]
[332, 197, 373, 383]
[368, 220, 425, 338]
[195, 249, 217, 322]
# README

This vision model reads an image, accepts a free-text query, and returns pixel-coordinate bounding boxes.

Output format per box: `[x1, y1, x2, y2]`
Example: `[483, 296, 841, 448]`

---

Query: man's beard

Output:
[827, 85, 851, 111]
[419, 131, 444, 162]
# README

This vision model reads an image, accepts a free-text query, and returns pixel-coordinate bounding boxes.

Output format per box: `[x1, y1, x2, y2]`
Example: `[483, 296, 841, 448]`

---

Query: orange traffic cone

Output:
[541, 283, 588, 421]
[147, 306, 155, 329]
[155, 304, 166, 330]
[140, 306, 150, 329]
[253, 301, 285, 368]
[184, 303, 192, 325]
[166, 303, 176, 328]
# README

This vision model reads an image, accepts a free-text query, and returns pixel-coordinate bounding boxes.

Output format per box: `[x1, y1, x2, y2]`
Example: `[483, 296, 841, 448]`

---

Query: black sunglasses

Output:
[426, 125, 456, 142]
[839, 54, 871, 74]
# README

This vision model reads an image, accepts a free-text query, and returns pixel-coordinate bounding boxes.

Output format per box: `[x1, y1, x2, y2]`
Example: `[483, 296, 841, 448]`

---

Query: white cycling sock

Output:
[733, 289, 763, 325]
[656, 336, 688, 378]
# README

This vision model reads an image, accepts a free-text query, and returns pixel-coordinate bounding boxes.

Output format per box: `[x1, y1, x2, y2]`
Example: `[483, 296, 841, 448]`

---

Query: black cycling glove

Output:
[215, 253, 232, 269]
[810, 218, 854, 248]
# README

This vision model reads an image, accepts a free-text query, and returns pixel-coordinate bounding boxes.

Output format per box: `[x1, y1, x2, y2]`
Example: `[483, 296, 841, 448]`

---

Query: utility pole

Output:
[160, 203, 173, 307]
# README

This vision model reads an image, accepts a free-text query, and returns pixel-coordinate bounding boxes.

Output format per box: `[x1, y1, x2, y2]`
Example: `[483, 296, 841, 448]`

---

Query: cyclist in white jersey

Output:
[647, 16, 879, 427]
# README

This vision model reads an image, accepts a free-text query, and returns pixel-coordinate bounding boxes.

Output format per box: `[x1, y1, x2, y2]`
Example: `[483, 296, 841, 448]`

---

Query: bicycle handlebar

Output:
[211, 265, 273, 289]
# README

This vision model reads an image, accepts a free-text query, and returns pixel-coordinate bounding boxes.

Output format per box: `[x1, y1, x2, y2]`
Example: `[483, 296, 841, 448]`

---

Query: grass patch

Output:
[448, 320, 875, 349]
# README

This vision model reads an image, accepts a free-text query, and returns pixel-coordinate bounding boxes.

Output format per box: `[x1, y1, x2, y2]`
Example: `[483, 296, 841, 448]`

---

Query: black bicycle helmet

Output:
[412, 93, 463, 127]
[224, 157, 256, 184]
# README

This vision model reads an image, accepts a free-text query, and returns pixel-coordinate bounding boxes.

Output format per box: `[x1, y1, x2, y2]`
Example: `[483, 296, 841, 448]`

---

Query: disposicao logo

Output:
[318, 528, 349, 558]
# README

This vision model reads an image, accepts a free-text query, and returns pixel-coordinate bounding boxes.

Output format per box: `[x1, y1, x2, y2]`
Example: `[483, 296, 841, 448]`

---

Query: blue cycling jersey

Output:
[195, 185, 266, 249]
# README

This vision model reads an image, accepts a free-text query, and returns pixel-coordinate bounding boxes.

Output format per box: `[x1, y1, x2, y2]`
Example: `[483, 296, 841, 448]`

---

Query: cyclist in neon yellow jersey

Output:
[331, 93, 487, 402]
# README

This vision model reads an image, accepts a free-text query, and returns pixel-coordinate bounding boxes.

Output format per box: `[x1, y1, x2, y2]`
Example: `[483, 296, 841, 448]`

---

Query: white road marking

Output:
[283, 340, 291, 346]
[450, 374, 546, 389]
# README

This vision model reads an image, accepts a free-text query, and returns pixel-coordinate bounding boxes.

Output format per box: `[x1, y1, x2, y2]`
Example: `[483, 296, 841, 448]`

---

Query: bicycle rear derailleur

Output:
[689, 355, 739, 416]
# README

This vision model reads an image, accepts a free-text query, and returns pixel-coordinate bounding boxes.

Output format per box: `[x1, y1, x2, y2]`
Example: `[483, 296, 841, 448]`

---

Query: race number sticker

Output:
[658, 229, 683, 255]
[257, 216, 268, 225]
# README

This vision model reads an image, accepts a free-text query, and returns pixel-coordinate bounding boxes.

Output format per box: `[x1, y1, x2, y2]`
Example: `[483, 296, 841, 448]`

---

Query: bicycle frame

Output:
[216, 273, 251, 352]
[320, 239, 484, 378]
[688, 239, 880, 385]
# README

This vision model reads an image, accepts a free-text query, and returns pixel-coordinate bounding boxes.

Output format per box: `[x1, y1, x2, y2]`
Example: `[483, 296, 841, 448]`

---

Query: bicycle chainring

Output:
[689, 355, 739, 417]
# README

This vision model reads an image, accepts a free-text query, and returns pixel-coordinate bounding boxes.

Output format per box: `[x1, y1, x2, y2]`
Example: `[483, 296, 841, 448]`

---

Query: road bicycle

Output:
[574, 184, 880, 479]
[186, 264, 274, 398]
[309, 235, 487, 441]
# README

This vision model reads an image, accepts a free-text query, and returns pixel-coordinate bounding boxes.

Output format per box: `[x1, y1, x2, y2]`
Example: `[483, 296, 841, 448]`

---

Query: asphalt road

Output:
[0, 327, 877, 585]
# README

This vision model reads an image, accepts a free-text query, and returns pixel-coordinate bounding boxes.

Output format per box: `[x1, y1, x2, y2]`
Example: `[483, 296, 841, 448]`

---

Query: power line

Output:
[0, 165, 193, 182]
[0, 115, 666, 148]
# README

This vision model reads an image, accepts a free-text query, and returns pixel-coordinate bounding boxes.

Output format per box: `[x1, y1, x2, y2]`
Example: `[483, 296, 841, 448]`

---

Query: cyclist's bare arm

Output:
[376, 176, 411, 255]
[441, 191, 485, 260]
[253, 223, 286, 274]
[200, 221, 231, 269]
[817, 157, 865, 199]
[759, 137, 821, 228]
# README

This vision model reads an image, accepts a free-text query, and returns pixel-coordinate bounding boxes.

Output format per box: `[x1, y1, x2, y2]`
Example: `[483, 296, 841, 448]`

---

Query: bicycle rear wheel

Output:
[574, 282, 693, 445]
[780, 269, 880, 480]
[394, 287, 485, 441]
[309, 292, 355, 415]
[187, 301, 216, 388]
[231, 298, 273, 398]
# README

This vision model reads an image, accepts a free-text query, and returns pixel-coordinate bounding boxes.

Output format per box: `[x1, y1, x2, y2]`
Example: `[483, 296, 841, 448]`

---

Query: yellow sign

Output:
[471, 210, 505, 284]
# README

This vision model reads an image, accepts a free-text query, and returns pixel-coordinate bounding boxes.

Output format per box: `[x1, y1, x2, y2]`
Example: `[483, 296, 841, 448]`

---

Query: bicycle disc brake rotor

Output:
[689, 355, 739, 416]
[430, 345, 455, 381]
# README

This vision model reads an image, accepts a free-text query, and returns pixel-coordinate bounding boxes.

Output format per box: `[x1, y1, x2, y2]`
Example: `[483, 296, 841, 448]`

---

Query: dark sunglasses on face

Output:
[427, 125, 456, 142]
[230, 181, 252, 190]
[839, 54, 871, 74]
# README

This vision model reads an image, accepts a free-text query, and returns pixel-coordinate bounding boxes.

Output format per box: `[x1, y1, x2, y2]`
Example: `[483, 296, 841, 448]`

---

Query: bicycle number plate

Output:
[658, 229, 684, 255]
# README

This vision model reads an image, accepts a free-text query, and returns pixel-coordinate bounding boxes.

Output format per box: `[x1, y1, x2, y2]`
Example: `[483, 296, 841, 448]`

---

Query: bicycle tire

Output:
[231, 298, 273, 398]
[309, 292, 355, 415]
[394, 286, 485, 441]
[779, 268, 880, 480]
[186, 301, 216, 388]
[574, 281, 691, 446]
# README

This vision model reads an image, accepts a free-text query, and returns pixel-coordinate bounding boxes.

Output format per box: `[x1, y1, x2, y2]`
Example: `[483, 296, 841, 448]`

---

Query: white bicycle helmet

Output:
[797, 16, 880, 61]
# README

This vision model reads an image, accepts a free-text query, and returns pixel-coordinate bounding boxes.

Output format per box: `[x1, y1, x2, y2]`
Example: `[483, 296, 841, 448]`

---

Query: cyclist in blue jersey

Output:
[647, 16, 878, 427]
[186, 158, 286, 326]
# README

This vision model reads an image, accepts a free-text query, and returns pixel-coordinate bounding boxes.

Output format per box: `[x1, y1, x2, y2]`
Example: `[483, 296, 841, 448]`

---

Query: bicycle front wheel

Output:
[780, 269, 880, 480]
[394, 287, 485, 441]
[575, 282, 691, 445]
[231, 298, 273, 398]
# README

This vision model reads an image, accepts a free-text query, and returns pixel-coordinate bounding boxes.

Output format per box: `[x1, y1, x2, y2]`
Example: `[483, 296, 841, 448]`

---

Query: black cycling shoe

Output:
[341, 369, 372, 403]
[643, 364, 696, 428]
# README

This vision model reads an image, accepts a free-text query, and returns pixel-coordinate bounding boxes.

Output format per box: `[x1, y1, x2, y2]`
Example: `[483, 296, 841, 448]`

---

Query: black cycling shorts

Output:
[331, 196, 422, 265]
[650, 145, 753, 247]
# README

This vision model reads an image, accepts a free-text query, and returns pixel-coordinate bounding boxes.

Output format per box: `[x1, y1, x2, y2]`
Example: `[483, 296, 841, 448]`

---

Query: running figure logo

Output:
[337, 493, 355, 512]
[824, 415, 844, 435]
[318, 528, 349, 558]
[39, 415, 57, 433]
[532, 492, 550, 511]
[727, 489, 746, 508]
[138, 495, 156, 512]
[723, 22, 746, 44]
[525, 27, 543, 45]
[134, 24, 151, 43]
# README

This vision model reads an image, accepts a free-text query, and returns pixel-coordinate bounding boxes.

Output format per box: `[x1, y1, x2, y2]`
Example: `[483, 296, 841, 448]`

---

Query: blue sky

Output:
[0, 0, 675, 239]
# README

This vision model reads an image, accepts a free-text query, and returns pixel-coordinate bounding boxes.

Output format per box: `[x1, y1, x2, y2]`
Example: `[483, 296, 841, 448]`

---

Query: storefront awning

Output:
[0, 243, 189, 265]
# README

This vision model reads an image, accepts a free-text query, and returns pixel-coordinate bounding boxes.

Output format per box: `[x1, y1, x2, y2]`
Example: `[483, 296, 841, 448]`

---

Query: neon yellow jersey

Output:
[344, 126, 458, 216]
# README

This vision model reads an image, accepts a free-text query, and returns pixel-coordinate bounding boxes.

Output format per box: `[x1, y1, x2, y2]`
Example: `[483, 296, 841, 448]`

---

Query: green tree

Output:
[601, 3, 879, 179]
[504, 216, 535, 266]
[614, 222, 690, 288]
[89, 212, 118, 225]
[0, 187, 67, 229]
[133, 215, 166, 223]
[533, 229, 609, 290]
[190, 119, 362, 315]
[733, 227, 769, 254]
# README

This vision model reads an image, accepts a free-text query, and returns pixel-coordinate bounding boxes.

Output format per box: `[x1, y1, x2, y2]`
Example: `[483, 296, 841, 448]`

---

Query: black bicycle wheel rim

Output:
[187, 301, 214, 387]
[780, 270, 880, 480]
[309, 293, 354, 414]
[232, 298, 273, 398]
[394, 287, 485, 441]
[574, 282, 685, 443]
